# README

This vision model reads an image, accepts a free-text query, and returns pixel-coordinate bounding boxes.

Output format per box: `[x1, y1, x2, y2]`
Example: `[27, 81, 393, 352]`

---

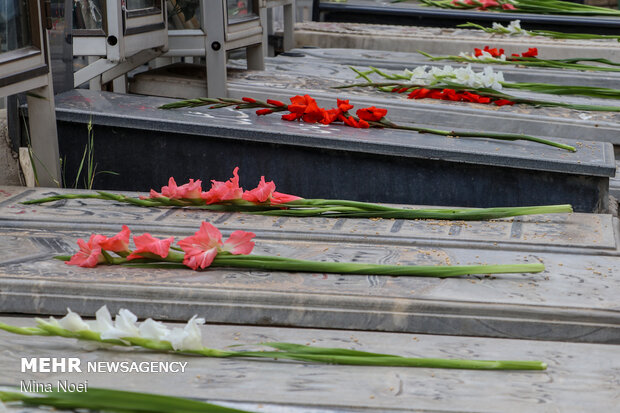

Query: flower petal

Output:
[222, 230, 255, 255]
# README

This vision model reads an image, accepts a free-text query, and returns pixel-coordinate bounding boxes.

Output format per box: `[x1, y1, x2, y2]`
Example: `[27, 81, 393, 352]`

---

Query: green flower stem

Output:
[55, 250, 545, 277]
[382, 120, 577, 152]
[1, 389, 254, 413]
[457, 22, 620, 42]
[418, 51, 620, 73]
[0, 322, 546, 371]
[208, 254, 545, 277]
[25, 191, 574, 220]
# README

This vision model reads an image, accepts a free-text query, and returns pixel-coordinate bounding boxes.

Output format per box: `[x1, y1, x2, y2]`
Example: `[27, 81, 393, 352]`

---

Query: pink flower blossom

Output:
[127, 233, 175, 261]
[242, 176, 302, 205]
[66, 234, 107, 268]
[201, 167, 244, 204]
[178, 222, 255, 270]
[222, 230, 255, 255]
[242, 176, 276, 203]
[99, 225, 131, 254]
[176, 179, 203, 200]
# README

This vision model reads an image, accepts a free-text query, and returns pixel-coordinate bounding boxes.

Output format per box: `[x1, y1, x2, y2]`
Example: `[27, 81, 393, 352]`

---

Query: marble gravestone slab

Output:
[47, 89, 612, 212]
[1, 186, 619, 343]
[2, 319, 619, 412]
[314, 0, 620, 36]
[297, 20, 620, 59]
[224, 55, 620, 145]
[279, 47, 620, 89]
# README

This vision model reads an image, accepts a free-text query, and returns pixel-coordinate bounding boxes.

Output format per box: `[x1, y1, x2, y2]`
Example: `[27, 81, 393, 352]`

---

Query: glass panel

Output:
[227, 0, 256, 23]
[0, 0, 33, 53]
[127, 0, 157, 11]
[167, 0, 200, 29]
[73, 0, 104, 30]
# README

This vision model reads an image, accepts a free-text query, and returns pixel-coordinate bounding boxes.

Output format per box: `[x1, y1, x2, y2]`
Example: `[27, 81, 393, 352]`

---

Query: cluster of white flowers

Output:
[42, 306, 206, 351]
[403, 65, 505, 91]
[459, 51, 507, 62]
[492, 20, 530, 36]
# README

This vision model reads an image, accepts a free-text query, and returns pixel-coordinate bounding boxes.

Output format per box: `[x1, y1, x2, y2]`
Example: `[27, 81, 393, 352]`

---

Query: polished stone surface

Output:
[1, 186, 619, 343]
[47, 89, 614, 212]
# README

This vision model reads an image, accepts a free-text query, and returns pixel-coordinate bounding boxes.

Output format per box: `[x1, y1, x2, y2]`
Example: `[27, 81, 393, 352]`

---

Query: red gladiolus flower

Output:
[66, 234, 106, 268]
[319, 108, 340, 125]
[494, 99, 515, 106]
[285, 95, 324, 123]
[281, 113, 299, 121]
[408, 88, 431, 99]
[429, 90, 444, 99]
[502, 3, 516, 9]
[267, 99, 285, 107]
[441, 89, 460, 102]
[127, 233, 175, 261]
[99, 225, 131, 254]
[256, 109, 273, 116]
[337, 98, 354, 113]
[474, 48, 483, 57]
[242, 97, 256, 103]
[178, 222, 255, 270]
[521, 48, 538, 58]
[201, 167, 244, 204]
[356, 106, 388, 122]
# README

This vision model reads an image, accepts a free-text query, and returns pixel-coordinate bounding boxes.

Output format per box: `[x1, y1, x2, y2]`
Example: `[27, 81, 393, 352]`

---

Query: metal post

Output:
[203, 0, 227, 97]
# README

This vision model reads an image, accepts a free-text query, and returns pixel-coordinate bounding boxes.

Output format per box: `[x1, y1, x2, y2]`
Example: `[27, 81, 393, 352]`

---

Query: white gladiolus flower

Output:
[165, 315, 205, 351]
[139, 318, 170, 340]
[507, 20, 523, 35]
[87, 305, 115, 333]
[58, 308, 91, 332]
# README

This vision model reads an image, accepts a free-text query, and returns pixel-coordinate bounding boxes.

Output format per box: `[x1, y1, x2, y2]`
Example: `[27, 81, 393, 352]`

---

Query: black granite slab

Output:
[45, 89, 614, 212]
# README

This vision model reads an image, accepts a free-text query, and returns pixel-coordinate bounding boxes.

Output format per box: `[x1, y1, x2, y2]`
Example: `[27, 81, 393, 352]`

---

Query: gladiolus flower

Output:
[285, 95, 324, 123]
[178, 222, 255, 270]
[339, 114, 369, 129]
[242, 176, 301, 204]
[494, 99, 515, 106]
[165, 315, 205, 350]
[267, 99, 285, 107]
[177, 179, 202, 200]
[319, 108, 340, 125]
[256, 109, 273, 116]
[337, 99, 354, 112]
[201, 167, 244, 204]
[502, 3, 516, 10]
[242, 97, 256, 103]
[521, 48, 538, 58]
[408, 88, 431, 99]
[57, 308, 91, 331]
[356, 106, 388, 122]
[126, 233, 174, 261]
[66, 234, 106, 268]
[99, 225, 131, 254]
[243, 176, 276, 203]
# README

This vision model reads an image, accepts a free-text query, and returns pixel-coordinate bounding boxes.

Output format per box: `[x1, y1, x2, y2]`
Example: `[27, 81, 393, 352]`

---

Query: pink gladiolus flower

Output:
[176, 179, 203, 200]
[66, 234, 107, 268]
[127, 233, 175, 261]
[201, 167, 244, 204]
[150, 177, 180, 199]
[178, 222, 255, 270]
[222, 230, 255, 255]
[242, 176, 276, 203]
[243, 176, 302, 205]
[99, 225, 131, 254]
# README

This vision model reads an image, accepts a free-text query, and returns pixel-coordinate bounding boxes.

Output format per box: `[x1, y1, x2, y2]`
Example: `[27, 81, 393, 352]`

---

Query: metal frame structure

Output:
[0, 0, 60, 186]
[264, 0, 295, 56]
[72, 0, 168, 91]
[165, 0, 265, 97]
